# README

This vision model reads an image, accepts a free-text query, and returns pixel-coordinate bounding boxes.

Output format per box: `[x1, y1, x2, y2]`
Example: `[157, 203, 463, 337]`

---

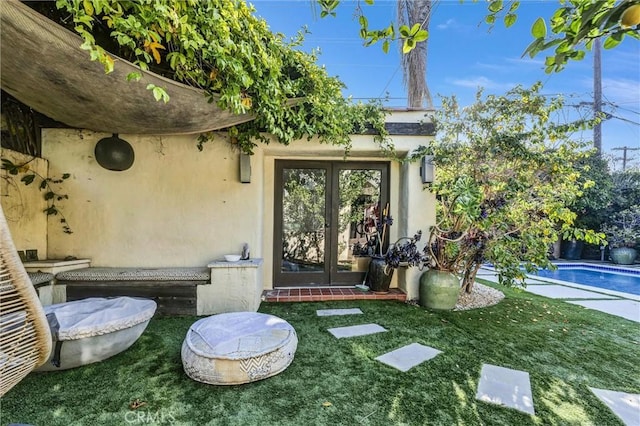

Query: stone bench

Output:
[27, 272, 56, 306]
[55, 267, 210, 316]
[28, 272, 55, 287]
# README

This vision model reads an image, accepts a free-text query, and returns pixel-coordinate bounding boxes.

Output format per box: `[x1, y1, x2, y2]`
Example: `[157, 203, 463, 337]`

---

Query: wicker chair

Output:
[0, 205, 52, 397]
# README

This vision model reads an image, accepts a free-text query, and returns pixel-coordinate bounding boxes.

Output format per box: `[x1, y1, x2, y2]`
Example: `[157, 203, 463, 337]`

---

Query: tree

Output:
[416, 84, 605, 292]
[398, 0, 433, 108]
[571, 152, 613, 231]
[318, 0, 639, 72]
[50, 0, 389, 153]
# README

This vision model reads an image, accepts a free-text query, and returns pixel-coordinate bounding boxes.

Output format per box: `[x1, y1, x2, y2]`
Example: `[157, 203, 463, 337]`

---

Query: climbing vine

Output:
[51, 0, 390, 154]
[1, 158, 73, 234]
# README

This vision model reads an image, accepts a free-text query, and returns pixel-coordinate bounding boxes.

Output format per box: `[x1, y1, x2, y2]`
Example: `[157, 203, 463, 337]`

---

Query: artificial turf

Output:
[1, 283, 638, 425]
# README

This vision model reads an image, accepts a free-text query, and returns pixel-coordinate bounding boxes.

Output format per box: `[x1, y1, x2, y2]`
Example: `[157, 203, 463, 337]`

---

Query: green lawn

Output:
[2, 283, 638, 425]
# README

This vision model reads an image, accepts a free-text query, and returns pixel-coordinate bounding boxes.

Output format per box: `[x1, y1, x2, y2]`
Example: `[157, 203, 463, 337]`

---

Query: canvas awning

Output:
[0, 0, 255, 135]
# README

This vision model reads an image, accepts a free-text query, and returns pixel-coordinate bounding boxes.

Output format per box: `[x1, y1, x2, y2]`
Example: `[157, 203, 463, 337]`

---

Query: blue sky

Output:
[251, 0, 640, 169]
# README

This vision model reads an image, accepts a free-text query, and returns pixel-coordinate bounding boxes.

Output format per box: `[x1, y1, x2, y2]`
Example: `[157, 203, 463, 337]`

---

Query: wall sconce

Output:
[95, 134, 135, 171]
[239, 153, 251, 183]
[420, 155, 434, 184]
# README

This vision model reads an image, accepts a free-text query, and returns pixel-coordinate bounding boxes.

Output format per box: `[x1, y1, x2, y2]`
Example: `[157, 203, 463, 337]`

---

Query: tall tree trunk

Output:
[397, 0, 433, 109]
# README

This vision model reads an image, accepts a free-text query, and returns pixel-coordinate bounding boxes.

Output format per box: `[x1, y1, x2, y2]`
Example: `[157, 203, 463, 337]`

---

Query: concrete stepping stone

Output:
[525, 285, 618, 300]
[476, 364, 535, 415]
[316, 308, 363, 317]
[375, 343, 441, 372]
[327, 323, 387, 339]
[568, 299, 640, 323]
[590, 387, 640, 426]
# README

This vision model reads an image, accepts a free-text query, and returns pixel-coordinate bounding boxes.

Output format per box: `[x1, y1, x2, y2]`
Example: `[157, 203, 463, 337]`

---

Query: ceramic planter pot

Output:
[609, 247, 638, 265]
[419, 270, 460, 310]
[561, 239, 584, 260]
[365, 257, 393, 294]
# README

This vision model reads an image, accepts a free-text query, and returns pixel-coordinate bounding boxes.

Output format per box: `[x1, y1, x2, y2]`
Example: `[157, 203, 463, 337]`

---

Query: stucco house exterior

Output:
[1, 109, 436, 311]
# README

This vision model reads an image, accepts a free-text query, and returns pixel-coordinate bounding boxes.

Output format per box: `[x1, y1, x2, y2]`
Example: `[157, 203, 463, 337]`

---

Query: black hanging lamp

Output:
[95, 134, 135, 171]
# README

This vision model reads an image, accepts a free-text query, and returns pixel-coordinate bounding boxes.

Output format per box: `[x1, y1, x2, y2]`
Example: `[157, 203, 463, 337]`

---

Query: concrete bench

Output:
[56, 267, 210, 316]
[27, 272, 56, 306]
[28, 272, 55, 287]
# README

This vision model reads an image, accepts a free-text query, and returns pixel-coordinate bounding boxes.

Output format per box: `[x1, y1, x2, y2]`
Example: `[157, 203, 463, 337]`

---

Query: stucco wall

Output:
[0, 148, 48, 259]
[42, 130, 261, 267]
[39, 110, 435, 297]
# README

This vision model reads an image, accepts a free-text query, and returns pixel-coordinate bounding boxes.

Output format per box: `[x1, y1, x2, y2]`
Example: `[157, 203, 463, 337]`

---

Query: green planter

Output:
[609, 247, 638, 265]
[419, 270, 460, 311]
[365, 257, 393, 294]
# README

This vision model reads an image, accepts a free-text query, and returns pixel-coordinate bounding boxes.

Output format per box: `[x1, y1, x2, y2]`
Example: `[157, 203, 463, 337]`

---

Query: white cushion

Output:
[44, 297, 156, 340]
[182, 312, 297, 385]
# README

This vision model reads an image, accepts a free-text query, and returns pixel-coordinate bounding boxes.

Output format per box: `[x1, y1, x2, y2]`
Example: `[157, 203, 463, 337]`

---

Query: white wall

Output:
[0, 148, 48, 258]
[37, 110, 435, 298]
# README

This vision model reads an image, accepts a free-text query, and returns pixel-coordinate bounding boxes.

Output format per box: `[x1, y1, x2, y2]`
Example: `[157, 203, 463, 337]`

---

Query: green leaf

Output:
[358, 15, 367, 28]
[83, 0, 94, 15]
[399, 25, 410, 38]
[365, 0, 373, 4]
[485, 14, 496, 25]
[532, 18, 547, 38]
[21, 174, 36, 185]
[603, 35, 622, 49]
[382, 40, 389, 54]
[126, 72, 141, 82]
[413, 30, 428, 43]
[44, 192, 55, 201]
[402, 39, 415, 54]
[62, 173, 71, 179]
[504, 13, 517, 28]
[488, 1, 503, 13]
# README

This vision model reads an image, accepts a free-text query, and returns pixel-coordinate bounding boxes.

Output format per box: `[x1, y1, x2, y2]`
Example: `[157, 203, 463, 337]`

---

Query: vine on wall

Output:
[1, 158, 73, 234]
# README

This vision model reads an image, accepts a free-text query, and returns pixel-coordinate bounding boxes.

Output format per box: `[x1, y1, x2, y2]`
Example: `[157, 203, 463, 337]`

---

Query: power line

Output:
[609, 114, 640, 126]
[612, 146, 640, 171]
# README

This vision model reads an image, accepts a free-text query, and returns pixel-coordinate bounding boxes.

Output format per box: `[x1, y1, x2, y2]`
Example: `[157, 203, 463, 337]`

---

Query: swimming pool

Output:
[531, 264, 640, 296]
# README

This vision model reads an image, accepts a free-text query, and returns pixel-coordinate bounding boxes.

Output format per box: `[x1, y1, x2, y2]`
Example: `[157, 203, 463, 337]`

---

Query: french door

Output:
[274, 160, 389, 287]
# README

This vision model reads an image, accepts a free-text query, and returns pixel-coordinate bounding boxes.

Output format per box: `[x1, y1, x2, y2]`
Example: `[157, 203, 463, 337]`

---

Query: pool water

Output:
[533, 266, 640, 296]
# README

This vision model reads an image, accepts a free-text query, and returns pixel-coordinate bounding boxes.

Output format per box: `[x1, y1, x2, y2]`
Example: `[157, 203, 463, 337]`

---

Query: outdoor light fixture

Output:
[420, 155, 434, 184]
[239, 153, 251, 183]
[95, 134, 135, 171]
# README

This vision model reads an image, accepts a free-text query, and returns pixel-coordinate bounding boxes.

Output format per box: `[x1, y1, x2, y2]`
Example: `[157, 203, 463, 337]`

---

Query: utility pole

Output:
[593, 38, 602, 155]
[612, 146, 640, 171]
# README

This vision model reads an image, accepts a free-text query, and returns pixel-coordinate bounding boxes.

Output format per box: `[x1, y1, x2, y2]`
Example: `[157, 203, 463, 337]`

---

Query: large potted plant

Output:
[415, 85, 606, 310]
[358, 203, 427, 293]
[601, 206, 640, 265]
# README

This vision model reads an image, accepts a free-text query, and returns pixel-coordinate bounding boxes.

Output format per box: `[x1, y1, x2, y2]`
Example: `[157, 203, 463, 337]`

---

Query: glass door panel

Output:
[336, 169, 382, 273]
[281, 167, 327, 273]
[274, 161, 388, 287]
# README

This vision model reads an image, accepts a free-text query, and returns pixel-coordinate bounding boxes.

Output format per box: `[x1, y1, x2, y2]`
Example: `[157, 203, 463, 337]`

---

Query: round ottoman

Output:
[37, 297, 157, 371]
[181, 312, 297, 385]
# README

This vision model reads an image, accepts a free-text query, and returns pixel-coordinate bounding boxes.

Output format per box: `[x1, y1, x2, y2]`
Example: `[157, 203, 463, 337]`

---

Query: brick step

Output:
[262, 287, 407, 302]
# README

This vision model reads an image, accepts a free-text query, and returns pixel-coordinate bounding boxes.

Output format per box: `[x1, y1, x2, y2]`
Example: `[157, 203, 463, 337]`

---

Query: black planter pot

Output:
[365, 256, 393, 294]
[561, 239, 584, 260]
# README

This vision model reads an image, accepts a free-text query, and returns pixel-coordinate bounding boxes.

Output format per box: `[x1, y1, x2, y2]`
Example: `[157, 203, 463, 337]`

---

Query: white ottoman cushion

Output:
[38, 297, 156, 371]
[181, 312, 297, 385]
